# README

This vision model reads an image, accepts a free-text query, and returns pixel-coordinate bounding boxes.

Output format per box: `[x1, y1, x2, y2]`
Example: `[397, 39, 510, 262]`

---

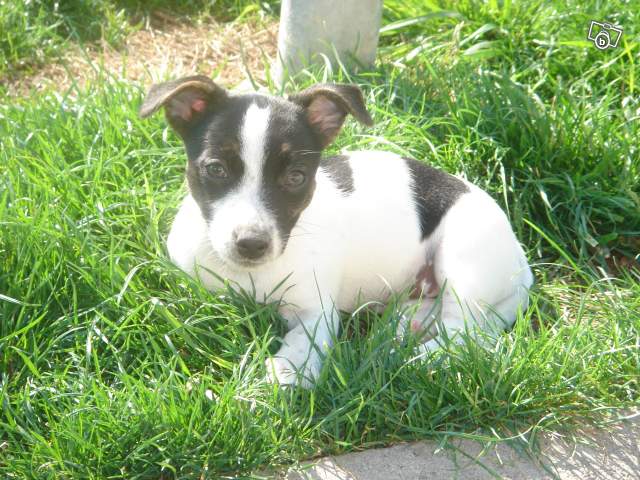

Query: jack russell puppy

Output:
[139, 75, 533, 388]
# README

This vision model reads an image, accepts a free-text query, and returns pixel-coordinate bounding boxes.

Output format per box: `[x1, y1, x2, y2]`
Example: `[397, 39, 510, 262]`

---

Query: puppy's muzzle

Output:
[233, 228, 271, 260]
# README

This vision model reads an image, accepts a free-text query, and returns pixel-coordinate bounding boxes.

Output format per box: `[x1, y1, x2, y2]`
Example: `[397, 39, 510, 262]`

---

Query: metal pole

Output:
[274, 0, 383, 84]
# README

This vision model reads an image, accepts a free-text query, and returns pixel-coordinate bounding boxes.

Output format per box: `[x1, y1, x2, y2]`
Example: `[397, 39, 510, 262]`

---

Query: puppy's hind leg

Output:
[418, 281, 532, 352]
[416, 190, 532, 352]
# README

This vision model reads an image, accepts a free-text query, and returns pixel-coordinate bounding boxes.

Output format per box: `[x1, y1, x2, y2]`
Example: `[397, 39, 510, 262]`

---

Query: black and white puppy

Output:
[140, 75, 533, 388]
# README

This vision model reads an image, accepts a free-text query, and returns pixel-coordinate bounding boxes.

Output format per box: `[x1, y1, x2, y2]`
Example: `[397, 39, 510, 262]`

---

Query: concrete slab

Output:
[284, 413, 639, 480]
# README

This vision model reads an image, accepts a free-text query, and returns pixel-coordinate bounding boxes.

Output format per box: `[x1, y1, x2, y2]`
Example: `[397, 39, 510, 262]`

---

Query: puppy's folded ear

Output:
[139, 75, 227, 135]
[289, 84, 373, 148]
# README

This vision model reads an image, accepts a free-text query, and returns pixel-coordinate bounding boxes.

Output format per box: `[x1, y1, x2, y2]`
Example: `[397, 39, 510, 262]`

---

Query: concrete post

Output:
[274, 0, 383, 84]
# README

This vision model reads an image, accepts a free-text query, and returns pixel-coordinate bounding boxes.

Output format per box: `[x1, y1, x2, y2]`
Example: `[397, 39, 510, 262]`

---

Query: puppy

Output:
[139, 75, 533, 388]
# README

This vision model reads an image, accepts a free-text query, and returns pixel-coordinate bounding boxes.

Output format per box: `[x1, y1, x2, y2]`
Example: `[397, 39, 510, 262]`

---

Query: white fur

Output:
[240, 103, 270, 176]
[167, 150, 533, 387]
[206, 103, 284, 264]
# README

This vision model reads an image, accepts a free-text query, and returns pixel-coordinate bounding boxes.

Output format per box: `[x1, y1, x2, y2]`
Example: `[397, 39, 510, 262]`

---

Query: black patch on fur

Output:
[181, 93, 323, 247]
[260, 96, 321, 245]
[182, 95, 255, 220]
[403, 157, 469, 239]
[320, 155, 354, 195]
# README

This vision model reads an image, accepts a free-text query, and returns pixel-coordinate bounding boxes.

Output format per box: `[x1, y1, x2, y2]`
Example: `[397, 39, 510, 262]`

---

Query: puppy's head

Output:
[140, 75, 373, 269]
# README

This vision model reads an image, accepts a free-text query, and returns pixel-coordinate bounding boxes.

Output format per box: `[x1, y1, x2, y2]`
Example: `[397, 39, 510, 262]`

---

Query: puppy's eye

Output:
[283, 170, 306, 188]
[205, 162, 228, 179]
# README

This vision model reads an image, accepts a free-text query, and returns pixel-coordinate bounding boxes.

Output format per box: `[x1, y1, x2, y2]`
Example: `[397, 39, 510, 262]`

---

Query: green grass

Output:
[1, 0, 639, 478]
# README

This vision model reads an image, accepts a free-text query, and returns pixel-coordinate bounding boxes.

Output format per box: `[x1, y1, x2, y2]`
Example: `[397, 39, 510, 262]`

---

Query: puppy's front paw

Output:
[264, 354, 320, 389]
[265, 357, 296, 386]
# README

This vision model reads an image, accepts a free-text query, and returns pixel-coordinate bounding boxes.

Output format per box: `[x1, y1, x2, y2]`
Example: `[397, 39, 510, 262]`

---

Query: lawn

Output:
[1, 0, 639, 478]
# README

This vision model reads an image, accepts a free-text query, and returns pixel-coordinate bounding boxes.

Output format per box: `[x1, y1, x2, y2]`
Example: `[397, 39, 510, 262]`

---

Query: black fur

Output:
[182, 93, 322, 245]
[404, 157, 469, 239]
[320, 155, 355, 195]
[260, 96, 321, 245]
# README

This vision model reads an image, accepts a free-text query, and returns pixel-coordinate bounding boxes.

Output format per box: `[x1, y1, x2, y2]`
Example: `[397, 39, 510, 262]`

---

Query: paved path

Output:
[285, 413, 639, 479]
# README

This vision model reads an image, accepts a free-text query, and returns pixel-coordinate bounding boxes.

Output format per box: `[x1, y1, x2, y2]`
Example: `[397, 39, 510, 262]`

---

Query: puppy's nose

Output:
[234, 231, 271, 260]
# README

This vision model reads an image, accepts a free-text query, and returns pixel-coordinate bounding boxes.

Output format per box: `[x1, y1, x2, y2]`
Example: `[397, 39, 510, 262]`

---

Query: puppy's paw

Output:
[264, 355, 320, 389]
[265, 357, 297, 386]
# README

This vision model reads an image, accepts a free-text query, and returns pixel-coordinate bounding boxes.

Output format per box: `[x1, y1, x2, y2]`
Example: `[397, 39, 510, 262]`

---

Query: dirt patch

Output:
[3, 15, 278, 96]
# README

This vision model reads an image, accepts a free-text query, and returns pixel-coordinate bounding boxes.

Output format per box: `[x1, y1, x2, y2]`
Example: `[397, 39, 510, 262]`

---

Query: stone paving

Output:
[285, 413, 639, 480]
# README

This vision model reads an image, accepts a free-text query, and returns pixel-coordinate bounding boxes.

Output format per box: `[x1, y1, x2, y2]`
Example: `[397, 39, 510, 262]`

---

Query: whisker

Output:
[293, 149, 322, 157]
[286, 232, 314, 240]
